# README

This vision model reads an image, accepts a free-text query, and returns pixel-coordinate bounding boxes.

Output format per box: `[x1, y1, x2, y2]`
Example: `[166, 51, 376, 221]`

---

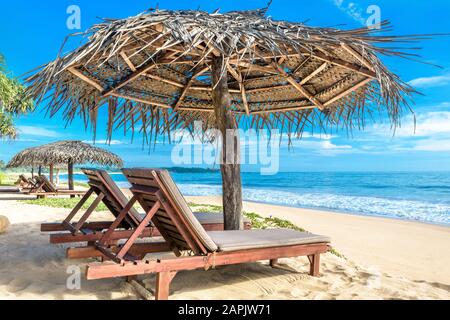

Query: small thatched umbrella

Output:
[6, 146, 41, 177]
[7, 146, 47, 178]
[7, 140, 123, 190]
[24, 8, 426, 230]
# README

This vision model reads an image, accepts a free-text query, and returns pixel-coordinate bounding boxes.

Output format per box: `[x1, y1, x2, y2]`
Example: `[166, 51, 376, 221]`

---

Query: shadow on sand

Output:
[0, 218, 448, 300]
[0, 221, 317, 300]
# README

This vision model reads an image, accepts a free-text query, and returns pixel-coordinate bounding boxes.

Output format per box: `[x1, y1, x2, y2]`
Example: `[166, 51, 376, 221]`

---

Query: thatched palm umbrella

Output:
[24, 8, 423, 230]
[6, 146, 38, 176]
[7, 140, 123, 189]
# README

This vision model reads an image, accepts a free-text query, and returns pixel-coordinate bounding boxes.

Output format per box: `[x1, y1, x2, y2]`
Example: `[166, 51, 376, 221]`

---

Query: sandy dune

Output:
[0, 199, 448, 300]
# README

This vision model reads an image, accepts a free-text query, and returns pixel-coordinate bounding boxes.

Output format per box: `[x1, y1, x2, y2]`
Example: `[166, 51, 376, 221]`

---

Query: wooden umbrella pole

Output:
[49, 164, 54, 184]
[211, 55, 244, 231]
[68, 159, 74, 191]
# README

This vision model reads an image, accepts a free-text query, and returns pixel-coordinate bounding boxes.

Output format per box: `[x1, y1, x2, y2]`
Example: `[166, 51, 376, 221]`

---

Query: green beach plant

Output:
[0, 172, 5, 185]
[20, 197, 109, 211]
[189, 203, 306, 231]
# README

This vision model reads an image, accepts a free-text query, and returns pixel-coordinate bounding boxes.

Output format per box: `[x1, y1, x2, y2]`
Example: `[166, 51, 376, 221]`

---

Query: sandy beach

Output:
[0, 196, 448, 300]
[187, 196, 450, 286]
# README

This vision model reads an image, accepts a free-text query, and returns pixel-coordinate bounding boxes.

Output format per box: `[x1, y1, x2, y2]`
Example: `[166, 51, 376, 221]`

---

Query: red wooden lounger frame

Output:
[83, 169, 330, 300]
[41, 169, 250, 256]
[28, 175, 85, 198]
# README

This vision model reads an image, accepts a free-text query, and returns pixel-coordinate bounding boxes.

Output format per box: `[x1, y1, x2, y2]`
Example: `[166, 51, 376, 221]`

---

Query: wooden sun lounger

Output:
[17, 174, 30, 187]
[84, 169, 331, 300]
[42, 169, 251, 252]
[17, 175, 38, 191]
[27, 175, 85, 198]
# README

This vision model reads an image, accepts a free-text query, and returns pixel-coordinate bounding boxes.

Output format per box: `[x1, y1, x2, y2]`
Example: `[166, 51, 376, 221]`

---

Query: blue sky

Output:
[1, 0, 450, 172]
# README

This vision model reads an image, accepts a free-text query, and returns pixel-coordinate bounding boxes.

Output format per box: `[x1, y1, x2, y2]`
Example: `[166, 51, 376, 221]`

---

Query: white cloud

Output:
[411, 139, 450, 152]
[297, 132, 336, 140]
[14, 138, 40, 142]
[291, 139, 353, 156]
[331, 0, 366, 25]
[391, 139, 450, 152]
[321, 140, 352, 150]
[369, 111, 450, 138]
[408, 75, 450, 88]
[83, 139, 123, 145]
[357, 108, 450, 153]
[17, 126, 59, 138]
[410, 112, 450, 137]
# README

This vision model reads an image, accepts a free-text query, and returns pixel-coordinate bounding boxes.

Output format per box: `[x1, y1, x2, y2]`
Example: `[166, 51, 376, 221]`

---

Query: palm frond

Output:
[24, 8, 428, 143]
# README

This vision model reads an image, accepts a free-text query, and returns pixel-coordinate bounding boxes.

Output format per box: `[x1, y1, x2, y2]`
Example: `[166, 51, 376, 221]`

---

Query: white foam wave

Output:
[178, 183, 450, 225]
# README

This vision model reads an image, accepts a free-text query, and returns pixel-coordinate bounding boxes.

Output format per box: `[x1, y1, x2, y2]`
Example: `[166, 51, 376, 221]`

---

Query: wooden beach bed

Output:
[84, 169, 331, 300]
[41, 169, 251, 253]
[27, 175, 85, 198]
[16, 174, 38, 191]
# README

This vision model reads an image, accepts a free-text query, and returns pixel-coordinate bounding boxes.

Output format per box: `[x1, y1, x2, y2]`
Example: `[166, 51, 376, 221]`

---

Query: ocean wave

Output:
[177, 184, 450, 226]
[415, 185, 450, 190]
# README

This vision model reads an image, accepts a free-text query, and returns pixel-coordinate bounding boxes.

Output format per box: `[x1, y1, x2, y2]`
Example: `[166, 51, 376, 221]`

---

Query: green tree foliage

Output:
[0, 54, 34, 139]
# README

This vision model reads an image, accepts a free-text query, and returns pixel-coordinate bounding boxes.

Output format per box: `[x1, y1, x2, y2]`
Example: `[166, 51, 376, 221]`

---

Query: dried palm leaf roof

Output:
[7, 140, 123, 168]
[25, 8, 426, 142]
[6, 146, 41, 168]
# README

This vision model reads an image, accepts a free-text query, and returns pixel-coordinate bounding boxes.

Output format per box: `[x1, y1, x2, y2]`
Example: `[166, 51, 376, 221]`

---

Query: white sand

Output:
[188, 196, 450, 286]
[0, 198, 448, 300]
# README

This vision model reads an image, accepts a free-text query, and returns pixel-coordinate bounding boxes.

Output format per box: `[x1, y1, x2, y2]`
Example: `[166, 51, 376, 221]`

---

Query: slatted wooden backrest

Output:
[81, 168, 141, 229]
[122, 168, 212, 255]
[28, 176, 39, 192]
[38, 175, 58, 192]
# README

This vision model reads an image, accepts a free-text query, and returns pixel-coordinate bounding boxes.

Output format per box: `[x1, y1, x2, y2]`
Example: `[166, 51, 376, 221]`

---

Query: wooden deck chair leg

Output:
[116, 201, 161, 260]
[269, 259, 278, 267]
[308, 254, 320, 277]
[269, 258, 298, 273]
[155, 271, 177, 300]
[73, 193, 105, 233]
[62, 188, 95, 226]
[98, 196, 137, 247]
[32, 180, 46, 197]
[34, 181, 45, 194]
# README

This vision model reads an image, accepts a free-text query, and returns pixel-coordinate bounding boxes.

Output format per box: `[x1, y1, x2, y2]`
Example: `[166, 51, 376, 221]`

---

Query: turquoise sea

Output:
[65, 170, 450, 226]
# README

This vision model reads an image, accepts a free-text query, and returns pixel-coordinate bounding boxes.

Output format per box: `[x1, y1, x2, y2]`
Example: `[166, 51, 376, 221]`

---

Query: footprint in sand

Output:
[7, 279, 32, 293]
[290, 287, 310, 298]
